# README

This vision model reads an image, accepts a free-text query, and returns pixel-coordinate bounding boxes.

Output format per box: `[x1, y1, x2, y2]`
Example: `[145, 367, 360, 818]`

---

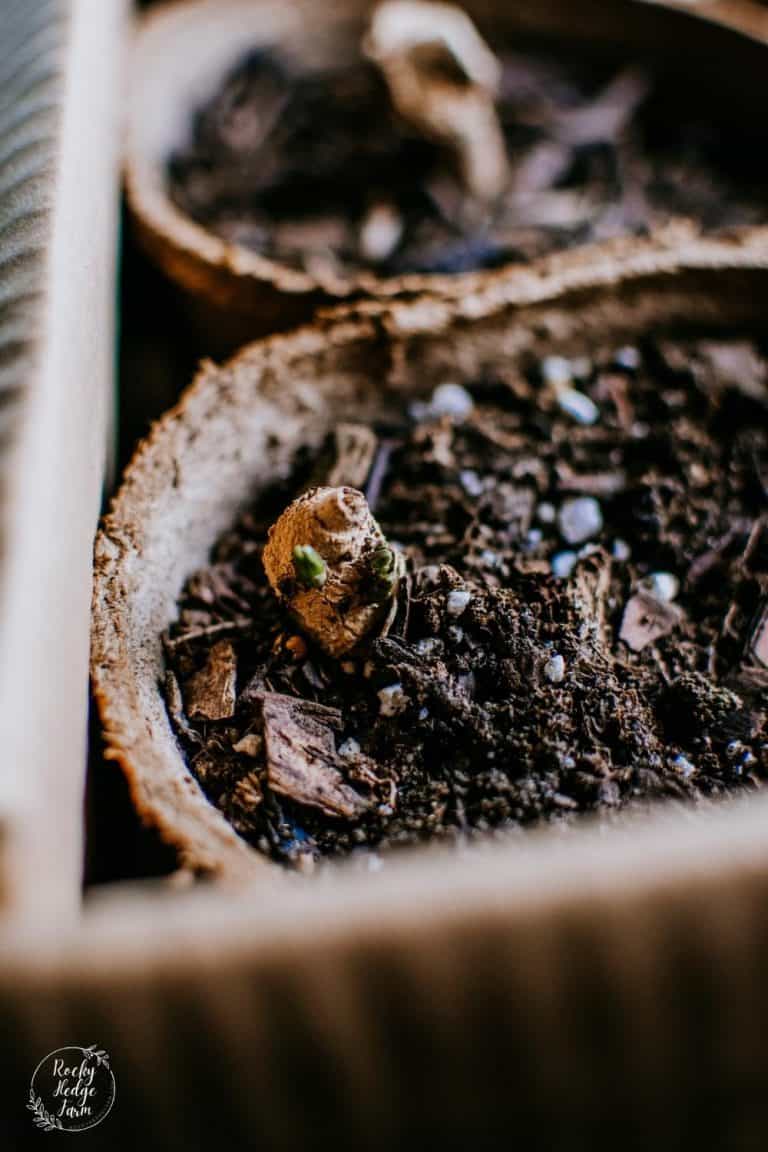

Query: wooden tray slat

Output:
[0, 0, 126, 927]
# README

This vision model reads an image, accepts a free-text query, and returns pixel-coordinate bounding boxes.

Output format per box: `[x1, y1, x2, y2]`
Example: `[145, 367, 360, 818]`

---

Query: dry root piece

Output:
[262, 486, 403, 658]
[260, 693, 371, 819]
[364, 0, 509, 203]
[326, 423, 378, 489]
[183, 639, 237, 720]
[620, 591, 683, 654]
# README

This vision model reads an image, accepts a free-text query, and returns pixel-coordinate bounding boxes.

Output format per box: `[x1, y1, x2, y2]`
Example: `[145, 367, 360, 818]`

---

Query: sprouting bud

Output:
[292, 544, 328, 589]
[369, 544, 404, 599]
[263, 487, 403, 658]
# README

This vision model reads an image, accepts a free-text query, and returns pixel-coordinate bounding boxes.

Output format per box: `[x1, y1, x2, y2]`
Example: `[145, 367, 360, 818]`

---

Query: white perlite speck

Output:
[541, 356, 572, 387]
[378, 683, 409, 716]
[669, 753, 695, 778]
[558, 497, 603, 545]
[537, 501, 557, 524]
[358, 201, 403, 263]
[446, 589, 472, 617]
[338, 738, 361, 758]
[410, 381, 474, 424]
[430, 382, 474, 420]
[414, 637, 443, 657]
[556, 387, 600, 426]
[615, 345, 641, 371]
[545, 653, 566, 683]
[459, 469, 484, 497]
[642, 571, 680, 603]
[551, 550, 578, 579]
[612, 537, 631, 562]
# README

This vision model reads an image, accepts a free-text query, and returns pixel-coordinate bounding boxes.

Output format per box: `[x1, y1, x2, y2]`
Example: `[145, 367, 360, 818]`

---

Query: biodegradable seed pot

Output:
[127, 0, 768, 344]
[92, 232, 768, 880]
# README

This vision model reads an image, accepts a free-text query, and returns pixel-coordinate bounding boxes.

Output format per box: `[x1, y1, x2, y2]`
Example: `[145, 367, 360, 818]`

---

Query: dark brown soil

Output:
[168, 43, 768, 277]
[162, 337, 768, 870]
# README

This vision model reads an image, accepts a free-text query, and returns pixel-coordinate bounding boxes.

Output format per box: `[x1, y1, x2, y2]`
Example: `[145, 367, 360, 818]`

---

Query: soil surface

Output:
[163, 337, 768, 870]
[168, 43, 768, 277]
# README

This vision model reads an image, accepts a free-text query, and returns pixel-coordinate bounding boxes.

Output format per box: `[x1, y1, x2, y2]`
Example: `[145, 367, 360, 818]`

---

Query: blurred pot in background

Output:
[126, 0, 768, 355]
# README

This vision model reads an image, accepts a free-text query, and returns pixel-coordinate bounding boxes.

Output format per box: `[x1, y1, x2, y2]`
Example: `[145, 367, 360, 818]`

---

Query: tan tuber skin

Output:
[262, 486, 404, 658]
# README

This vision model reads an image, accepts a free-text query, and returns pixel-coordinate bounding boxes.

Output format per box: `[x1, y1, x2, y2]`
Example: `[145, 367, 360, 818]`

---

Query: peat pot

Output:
[93, 229, 768, 880]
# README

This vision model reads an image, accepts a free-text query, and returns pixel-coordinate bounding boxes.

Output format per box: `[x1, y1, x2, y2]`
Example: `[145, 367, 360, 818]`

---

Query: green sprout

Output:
[292, 544, 327, 590]
[369, 544, 403, 599]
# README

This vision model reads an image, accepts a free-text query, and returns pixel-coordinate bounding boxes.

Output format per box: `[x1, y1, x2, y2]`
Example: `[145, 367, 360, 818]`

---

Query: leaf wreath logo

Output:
[27, 1091, 63, 1133]
[28, 1045, 116, 1133]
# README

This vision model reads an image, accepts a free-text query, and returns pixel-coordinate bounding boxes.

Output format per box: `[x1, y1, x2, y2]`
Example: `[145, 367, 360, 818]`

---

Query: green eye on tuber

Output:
[292, 544, 328, 590]
[369, 544, 403, 598]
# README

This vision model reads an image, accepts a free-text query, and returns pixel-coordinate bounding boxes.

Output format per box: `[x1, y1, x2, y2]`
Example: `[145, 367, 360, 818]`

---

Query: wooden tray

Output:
[6, 2, 768, 1149]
